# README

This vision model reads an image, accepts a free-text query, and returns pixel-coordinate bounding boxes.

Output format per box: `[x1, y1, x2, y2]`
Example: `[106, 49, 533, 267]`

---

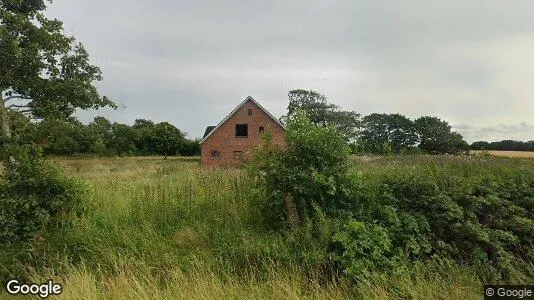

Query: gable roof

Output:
[200, 96, 286, 144]
[202, 126, 216, 139]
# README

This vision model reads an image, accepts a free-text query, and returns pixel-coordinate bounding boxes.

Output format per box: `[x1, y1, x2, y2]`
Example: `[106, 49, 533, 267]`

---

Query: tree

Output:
[132, 119, 156, 154]
[0, 0, 115, 142]
[150, 122, 185, 158]
[88, 116, 114, 154]
[34, 118, 79, 155]
[0, 1, 112, 243]
[110, 123, 138, 156]
[181, 138, 201, 156]
[359, 114, 390, 154]
[360, 113, 418, 154]
[0, 110, 36, 148]
[414, 116, 467, 154]
[471, 141, 490, 151]
[471, 140, 534, 152]
[286, 89, 360, 142]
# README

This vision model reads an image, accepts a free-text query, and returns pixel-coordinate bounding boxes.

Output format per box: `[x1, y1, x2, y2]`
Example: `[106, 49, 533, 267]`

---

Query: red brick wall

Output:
[201, 100, 286, 167]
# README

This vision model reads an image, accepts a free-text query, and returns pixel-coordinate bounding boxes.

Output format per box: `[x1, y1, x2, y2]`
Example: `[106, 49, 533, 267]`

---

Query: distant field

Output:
[471, 150, 534, 158]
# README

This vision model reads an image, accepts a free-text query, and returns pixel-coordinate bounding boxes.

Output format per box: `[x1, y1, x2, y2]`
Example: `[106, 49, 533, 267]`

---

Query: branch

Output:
[7, 104, 29, 109]
[17, 109, 32, 115]
[4, 94, 32, 103]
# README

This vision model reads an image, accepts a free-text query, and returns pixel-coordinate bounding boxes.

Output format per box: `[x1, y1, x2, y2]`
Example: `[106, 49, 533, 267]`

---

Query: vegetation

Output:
[3, 111, 200, 156]
[0, 0, 112, 247]
[0, 145, 84, 243]
[471, 140, 534, 152]
[248, 110, 352, 229]
[0, 0, 114, 140]
[285, 89, 361, 142]
[285, 90, 470, 155]
[0, 155, 532, 298]
[1, 2, 532, 299]
[249, 112, 534, 282]
[360, 113, 419, 154]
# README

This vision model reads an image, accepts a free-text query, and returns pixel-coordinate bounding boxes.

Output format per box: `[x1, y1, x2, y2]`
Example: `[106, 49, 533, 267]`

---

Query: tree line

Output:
[5, 89, 473, 158]
[471, 140, 534, 152]
[6, 111, 200, 157]
[286, 90, 469, 155]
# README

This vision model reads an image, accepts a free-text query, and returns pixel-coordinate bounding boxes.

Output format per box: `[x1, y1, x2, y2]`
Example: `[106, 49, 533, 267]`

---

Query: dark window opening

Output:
[234, 151, 244, 159]
[259, 126, 265, 133]
[247, 108, 253, 116]
[210, 150, 221, 158]
[235, 124, 248, 137]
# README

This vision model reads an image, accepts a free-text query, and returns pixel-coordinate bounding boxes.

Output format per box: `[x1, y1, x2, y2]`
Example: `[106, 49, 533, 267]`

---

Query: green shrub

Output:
[0, 145, 85, 243]
[332, 165, 534, 280]
[247, 110, 352, 229]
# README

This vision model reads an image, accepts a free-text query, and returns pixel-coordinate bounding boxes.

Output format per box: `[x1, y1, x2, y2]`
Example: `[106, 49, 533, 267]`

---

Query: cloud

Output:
[454, 122, 534, 142]
[45, 0, 534, 140]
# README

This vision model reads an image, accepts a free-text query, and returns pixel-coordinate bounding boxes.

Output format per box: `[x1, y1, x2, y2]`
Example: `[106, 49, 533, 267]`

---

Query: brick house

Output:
[200, 96, 286, 167]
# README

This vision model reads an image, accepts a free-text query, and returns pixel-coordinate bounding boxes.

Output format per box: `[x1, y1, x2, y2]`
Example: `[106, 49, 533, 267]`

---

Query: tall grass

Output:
[2, 155, 532, 299]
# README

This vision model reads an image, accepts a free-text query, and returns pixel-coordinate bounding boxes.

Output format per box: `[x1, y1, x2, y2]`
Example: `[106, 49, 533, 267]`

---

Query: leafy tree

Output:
[33, 118, 99, 155]
[0, 0, 111, 243]
[471, 141, 490, 151]
[111, 123, 138, 156]
[0, 0, 115, 142]
[388, 114, 419, 153]
[360, 114, 390, 154]
[0, 110, 36, 148]
[150, 122, 185, 158]
[132, 119, 156, 154]
[181, 138, 201, 156]
[360, 113, 418, 154]
[286, 89, 360, 142]
[88, 116, 114, 154]
[414, 116, 467, 154]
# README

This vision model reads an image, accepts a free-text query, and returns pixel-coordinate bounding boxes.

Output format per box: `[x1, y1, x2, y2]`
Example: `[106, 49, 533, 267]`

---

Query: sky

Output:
[46, 0, 534, 142]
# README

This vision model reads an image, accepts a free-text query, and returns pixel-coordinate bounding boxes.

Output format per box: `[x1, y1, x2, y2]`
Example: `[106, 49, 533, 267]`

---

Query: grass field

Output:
[471, 150, 534, 158]
[2, 155, 534, 299]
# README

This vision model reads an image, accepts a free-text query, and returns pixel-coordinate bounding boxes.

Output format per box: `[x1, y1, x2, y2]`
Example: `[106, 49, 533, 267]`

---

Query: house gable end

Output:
[200, 96, 285, 144]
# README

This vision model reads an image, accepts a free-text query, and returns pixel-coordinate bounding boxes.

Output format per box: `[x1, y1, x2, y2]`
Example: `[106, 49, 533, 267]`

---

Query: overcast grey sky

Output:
[47, 0, 534, 142]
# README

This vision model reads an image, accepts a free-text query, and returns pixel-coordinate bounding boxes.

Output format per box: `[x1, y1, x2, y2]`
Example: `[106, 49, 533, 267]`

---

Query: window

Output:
[247, 108, 253, 116]
[234, 151, 244, 159]
[235, 124, 248, 137]
[210, 150, 221, 158]
[259, 126, 265, 133]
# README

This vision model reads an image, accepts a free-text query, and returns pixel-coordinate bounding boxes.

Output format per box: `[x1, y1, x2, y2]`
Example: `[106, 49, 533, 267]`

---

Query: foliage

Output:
[415, 116, 468, 154]
[0, 156, 531, 298]
[472, 140, 534, 152]
[0, 110, 36, 148]
[332, 156, 534, 281]
[1, 113, 200, 156]
[248, 110, 352, 229]
[0, 0, 114, 121]
[360, 113, 418, 154]
[286, 89, 360, 142]
[250, 109, 533, 280]
[151, 122, 186, 157]
[0, 145, 84, 243]
[286, 89, 472, 156]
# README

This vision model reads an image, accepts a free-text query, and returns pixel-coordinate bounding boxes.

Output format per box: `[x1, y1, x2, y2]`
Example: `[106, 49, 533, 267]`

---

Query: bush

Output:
[0, 145, 85, 243]
[247, 110, 353, 229]
[332, 165, 534, 280]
